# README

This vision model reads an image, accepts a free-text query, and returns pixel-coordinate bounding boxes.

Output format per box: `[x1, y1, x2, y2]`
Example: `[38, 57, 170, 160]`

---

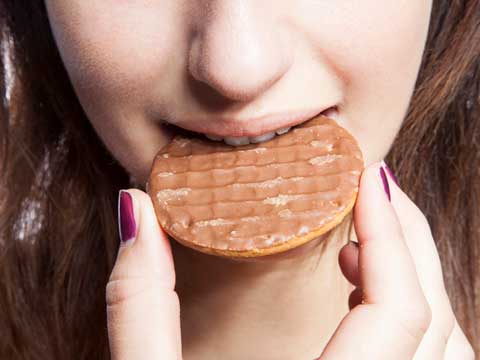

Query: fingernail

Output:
[118, 190, 137, 244]
[382, 161, 399, 186]
[379, 166, 391, 202]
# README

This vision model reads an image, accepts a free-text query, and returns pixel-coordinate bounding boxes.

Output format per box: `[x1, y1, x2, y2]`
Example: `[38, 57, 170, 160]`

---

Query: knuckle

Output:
[436, 308, 455, 343]
[395, 301, 433, 342]
[370, 223, 405, 244]
[106, 277, 153, 309]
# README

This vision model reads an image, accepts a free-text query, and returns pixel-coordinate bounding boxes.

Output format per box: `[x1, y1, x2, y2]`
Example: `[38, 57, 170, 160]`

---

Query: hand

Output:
[105, 164, 476, 360]
[106, 189, 182, 359]
[322, 162, 475, 359]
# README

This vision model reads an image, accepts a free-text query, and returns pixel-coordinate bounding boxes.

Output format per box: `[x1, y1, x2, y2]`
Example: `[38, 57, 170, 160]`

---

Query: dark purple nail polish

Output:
[383, 162, 399, 186]
[118, 190, 136, 243]
[379, 166, 391, 202]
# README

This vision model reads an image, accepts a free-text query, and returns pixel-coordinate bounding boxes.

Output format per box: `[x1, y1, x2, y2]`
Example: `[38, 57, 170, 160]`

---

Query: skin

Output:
[45, 1, 475, 358]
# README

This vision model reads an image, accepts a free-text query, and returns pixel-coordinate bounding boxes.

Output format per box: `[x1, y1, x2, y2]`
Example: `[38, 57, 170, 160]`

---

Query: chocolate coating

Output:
[147, 115, 364, 257]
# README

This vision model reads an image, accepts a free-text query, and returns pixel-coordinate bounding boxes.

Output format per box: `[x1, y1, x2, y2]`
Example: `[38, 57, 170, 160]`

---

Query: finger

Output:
[338, 241, 360, 287]
[107, 189, 182, 359]
[444, 319, 476, 360]
[320, 162, 431, 360]
[383, 162, 456, 359]
[348, 287, 363, 310]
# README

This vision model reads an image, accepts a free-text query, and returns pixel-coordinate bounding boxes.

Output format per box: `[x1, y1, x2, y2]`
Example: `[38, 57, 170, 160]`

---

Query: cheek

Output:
[45, 1, 184, 182]
[330, 1, 432, 104]
[46, 1, 181, 108]
[297, 1, 432, 162]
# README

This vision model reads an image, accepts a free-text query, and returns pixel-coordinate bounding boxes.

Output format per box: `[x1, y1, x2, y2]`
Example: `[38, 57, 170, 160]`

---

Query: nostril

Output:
[192, 61, 284, 102]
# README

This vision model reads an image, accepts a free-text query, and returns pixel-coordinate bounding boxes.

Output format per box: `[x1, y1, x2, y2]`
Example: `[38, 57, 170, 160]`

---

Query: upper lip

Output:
[163, 106, 333, 137]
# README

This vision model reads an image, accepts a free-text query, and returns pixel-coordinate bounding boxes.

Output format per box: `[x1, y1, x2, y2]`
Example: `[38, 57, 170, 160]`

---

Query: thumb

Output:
[106, 189, 182, 359]
[320, 163, 431, 359]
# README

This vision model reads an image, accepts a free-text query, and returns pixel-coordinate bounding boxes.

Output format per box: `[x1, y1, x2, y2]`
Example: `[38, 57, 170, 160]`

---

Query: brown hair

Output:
[0, 0, 479, 358]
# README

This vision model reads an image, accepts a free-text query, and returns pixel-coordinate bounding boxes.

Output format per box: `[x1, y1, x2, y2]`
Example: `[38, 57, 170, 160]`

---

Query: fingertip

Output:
[122, 188, 170, 242]
[381, 161, 399, 187]
[338, 241, 361, 287]
[117, 188, 157, 247]
[348, 287, 363, 310]
[113, 187, 176, 288]
[353, 162, 400, 244]
[357, 162, 389, 200]
[379, 161, 427, 228]
[123, 188, 148, 220]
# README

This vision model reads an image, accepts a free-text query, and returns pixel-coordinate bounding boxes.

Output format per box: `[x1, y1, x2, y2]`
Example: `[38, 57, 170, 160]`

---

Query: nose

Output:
[188, 2, 294, 102]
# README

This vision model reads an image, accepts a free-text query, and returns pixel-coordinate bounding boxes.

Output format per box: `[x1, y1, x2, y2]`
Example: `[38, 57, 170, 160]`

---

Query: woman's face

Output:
[45, 1, 432, 185]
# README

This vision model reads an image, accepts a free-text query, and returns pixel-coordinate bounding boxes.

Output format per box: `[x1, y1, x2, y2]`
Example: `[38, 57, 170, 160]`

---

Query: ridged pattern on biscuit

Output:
[149, 116, 363, 252]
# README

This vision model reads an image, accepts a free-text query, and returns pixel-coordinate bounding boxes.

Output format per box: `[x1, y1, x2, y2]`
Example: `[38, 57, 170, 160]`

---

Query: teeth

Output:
[249, 131, 276, 144]
[205, 134, 223, 141]
[275, 127, 291, 135]
[224, 136, 250, 146]
[204, 127, 293, 146]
